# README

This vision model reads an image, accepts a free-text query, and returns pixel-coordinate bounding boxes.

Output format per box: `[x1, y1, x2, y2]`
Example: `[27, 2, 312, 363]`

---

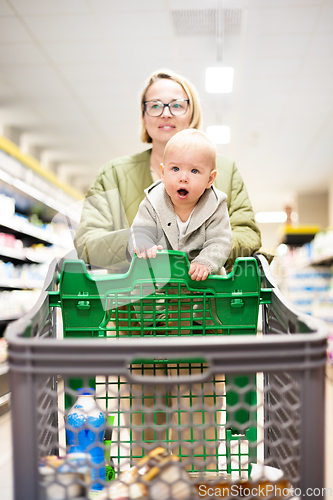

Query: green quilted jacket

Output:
[74, 149, 262, 271]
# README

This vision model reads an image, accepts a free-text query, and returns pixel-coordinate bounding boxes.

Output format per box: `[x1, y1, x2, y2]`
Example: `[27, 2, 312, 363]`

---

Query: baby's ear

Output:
[207, 169, 217, 187]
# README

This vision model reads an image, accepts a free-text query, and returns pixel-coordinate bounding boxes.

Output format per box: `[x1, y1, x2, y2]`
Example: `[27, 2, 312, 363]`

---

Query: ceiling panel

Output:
[244, 34, 310, 58]
[57, 63, 118, 82]
[0, 104, 41, 128]
[238, 95, 286, 121]
[0, 0, 332, 213]
[94, 10, 171, 40]
[88, 0, 166, 13]
[70, 79, 127, 101]
[309, 33, 333, 54]
[246, 6, 320, 35]
[27, 96, 85, 120]
[168, 0, 223, 9]
[174, 36, 220, 62]
[23, 14, 101, 42]
[303, 126, 333, 185]
[316, 3, 333, 32]
[0, 42, 45, 65]
[110, 61, 176, 94]
[9, 0, 90, 15]
[0, 76, 20, 100]
[295, 74, 333, 94]
[248, 0, 324, 6]
[43, 41, 111, 64]
[110, 38, 174, 68]
[1, 65, 72, 99]
[242, 58, 301, 77]
[84, 99, 138, 123]
[0, 1, 13, 16]
[240, 77, 293, 96]
[0, 16, 31, 42]
[301, 55, 333, 75]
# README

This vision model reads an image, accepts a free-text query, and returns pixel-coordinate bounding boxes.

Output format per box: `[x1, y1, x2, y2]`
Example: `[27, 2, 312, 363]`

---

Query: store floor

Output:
[0, 371, 333, 499]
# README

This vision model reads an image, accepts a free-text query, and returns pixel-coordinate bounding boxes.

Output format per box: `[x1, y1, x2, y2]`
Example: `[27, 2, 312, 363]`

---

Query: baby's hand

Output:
[189, 262, 210, 281]
[135, 245, 163, 259]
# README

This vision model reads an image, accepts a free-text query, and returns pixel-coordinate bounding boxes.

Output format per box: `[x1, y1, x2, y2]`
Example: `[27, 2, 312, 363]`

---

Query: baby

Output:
[129, 128, 232, 280]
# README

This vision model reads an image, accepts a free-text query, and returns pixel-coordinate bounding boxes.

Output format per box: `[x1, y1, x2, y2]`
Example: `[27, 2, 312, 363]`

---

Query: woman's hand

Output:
[135, 245, 163, 259]
[189, 262, 210, 281]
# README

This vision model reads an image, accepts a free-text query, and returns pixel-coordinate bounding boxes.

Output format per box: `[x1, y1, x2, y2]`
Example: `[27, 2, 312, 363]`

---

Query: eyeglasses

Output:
[143, 99, 190, 117]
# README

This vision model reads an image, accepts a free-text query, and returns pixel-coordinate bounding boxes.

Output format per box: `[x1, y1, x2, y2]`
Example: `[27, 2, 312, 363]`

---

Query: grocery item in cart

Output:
[108, 447, 194, 500]
[39, 454, 90, 499]
[66, 388, 106, 490]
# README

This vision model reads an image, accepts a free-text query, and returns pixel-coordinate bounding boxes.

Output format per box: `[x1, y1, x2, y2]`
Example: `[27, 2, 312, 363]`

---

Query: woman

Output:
[74, 69, 262, 272]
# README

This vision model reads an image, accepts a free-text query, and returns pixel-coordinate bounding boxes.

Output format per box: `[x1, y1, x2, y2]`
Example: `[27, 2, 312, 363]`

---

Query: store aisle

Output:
[0, 372, 332, 500]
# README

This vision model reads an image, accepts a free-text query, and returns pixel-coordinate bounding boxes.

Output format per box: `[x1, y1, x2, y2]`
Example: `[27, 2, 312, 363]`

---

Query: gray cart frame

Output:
[5, 255, 328, 500]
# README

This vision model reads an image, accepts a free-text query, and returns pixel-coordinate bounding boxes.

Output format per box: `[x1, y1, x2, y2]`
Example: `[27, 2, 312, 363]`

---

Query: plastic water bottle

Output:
[66, 388, 106, 491]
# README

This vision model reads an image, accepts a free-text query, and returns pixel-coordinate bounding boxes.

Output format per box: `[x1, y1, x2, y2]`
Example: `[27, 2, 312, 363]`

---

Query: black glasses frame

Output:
[143, 99, 190, 117]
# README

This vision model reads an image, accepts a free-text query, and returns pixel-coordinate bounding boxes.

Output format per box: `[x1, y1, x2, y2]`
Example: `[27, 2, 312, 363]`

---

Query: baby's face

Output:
[161, 147, 217, 212]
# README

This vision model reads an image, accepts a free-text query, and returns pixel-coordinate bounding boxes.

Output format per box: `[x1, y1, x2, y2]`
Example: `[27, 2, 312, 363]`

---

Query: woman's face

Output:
[143, 79, 192, 147]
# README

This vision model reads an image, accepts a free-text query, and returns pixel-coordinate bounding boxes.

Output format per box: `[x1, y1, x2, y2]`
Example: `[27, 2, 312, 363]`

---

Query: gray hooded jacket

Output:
[129, 181, 232, 274]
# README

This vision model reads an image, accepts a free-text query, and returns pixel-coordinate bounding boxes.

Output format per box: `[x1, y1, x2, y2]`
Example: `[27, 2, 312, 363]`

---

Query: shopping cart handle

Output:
[126, 355, 213, 384]
[131, 249, 192, 282]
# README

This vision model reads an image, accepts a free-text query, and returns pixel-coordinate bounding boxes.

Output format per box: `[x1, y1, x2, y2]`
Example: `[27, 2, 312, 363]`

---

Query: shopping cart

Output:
[5, 251, 328, 500]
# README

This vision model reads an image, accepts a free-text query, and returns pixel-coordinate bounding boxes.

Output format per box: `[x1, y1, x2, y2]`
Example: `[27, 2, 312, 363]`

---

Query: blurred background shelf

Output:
[0, 361, 9, 417]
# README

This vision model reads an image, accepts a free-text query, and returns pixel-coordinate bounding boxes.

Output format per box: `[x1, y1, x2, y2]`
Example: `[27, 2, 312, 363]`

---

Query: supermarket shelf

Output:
[290, 254, 333, 270]
[280, 225, 320, 246]
[0, 137, 78, 346]
[0, 246, 46, 265]
[309, 250, 333, 267]
[0, 215, 71, 248]
[0, 362, 9, 416]
[0, 278, 43, 290]
[0, 135, 83, 201]
[0, 314, 21, 323]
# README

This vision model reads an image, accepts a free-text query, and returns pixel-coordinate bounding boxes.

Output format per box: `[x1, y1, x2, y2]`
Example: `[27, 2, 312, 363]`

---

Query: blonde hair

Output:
[140, 69, 202, 143]
[163, 129, 216, 170]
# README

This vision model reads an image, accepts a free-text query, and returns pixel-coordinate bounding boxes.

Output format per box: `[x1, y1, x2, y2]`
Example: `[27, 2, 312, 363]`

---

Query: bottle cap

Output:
[77, 387, 95, 396]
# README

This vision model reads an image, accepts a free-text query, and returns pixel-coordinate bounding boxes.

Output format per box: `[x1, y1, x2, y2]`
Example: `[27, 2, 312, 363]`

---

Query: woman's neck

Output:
[150, 143, 165, 179]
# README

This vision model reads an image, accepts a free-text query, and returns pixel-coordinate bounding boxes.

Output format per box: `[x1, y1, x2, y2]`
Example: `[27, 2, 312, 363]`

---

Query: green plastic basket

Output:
[49, 250, 271, 339]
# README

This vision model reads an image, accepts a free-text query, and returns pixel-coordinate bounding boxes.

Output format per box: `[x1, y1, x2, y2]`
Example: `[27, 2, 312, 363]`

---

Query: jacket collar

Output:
[145, 181, 223, 247]
[187, 187, 219, 233]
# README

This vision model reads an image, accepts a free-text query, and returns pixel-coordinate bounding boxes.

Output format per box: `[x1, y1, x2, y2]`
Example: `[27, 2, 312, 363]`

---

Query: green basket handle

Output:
[129, 249, 211, 288]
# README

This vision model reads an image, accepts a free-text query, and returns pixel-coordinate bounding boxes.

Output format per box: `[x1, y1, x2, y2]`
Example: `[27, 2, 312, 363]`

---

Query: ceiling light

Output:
[255, 212, 287, 223]
[205, 67, 234, 93]
[277, 244, 288, 255]
[206, 126, 230, 145]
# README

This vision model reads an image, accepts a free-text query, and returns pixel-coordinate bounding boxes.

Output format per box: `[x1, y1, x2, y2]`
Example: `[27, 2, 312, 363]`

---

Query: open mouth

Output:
[177, 189, 189, 198]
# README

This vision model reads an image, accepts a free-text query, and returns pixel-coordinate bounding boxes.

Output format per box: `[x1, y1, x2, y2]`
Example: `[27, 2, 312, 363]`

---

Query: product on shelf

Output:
[0, 193, 15, 217]
[0, 290, 40, 319]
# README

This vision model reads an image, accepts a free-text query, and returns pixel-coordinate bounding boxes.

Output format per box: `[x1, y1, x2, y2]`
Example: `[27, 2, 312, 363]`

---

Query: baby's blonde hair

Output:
[163, 129, 216, 170]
